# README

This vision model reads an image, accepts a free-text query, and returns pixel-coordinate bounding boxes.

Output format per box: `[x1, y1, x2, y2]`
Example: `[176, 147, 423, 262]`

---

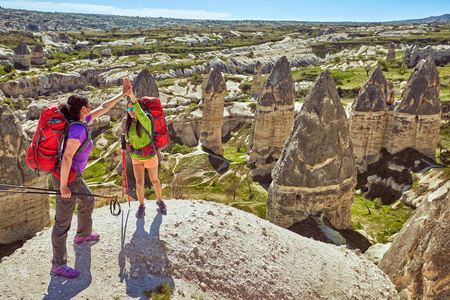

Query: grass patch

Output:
[143, 283, 172, 300]
[351, 194, 414, 243]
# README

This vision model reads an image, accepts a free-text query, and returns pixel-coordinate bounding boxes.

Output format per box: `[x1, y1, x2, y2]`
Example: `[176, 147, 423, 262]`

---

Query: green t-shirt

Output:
[129, 102, 154, 160]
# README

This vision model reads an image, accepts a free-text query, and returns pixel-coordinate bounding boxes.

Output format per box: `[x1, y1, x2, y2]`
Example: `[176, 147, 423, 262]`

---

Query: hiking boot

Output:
[156, 200, 167, 215]
[136, 204, 146, 218]
[73, 233, 100, 244]
[50, 264, 80, 278]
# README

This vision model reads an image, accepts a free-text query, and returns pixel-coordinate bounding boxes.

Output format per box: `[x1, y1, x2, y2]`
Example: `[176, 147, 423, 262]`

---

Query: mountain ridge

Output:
[0, 7, 449, 32]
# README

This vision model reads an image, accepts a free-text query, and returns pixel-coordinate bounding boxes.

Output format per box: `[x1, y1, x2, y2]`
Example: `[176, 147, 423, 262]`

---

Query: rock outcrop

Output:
[0, 66, 129, 98]
[386, 42, 396, 62]
[13, 41, 30, 70]
[168, 102, 253, 147]
[0, 200, 399, 299]
[199, 68, 226, 155]
[400, 169, 449, 208]
[350, 66, 394, 173]
[350, 57, 441, 174]
[266, 70, 357, 230]
[356, 148, 445, 204]
[386, 56, 441, 160]
[250, 61, 262, 99]
[403, 43, 450, 67]
[246, 56, 296, 183]
[379, 186, 450, 300]
[132, 68, 159, 100]
[0, 103, 50, 244]
[30, 44, 46, 65]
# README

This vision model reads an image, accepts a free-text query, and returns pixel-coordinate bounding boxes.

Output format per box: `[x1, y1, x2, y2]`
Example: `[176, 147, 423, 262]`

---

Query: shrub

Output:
[169, 143, 193, 155]
[239, 82, 252, 91]
[378, 59, 389, 71]
[170, 174, 186, 199]
[397, 62, 408, 75]
[3, 64, 14, 73]
[143, 283, 172, 300]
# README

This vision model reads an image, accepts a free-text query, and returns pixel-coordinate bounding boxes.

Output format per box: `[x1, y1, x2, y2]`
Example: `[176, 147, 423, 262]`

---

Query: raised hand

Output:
[123, 77, 133, 96]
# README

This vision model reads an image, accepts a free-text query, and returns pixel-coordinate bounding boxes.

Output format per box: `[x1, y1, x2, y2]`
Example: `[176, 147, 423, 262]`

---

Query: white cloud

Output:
[0, 1, 229, 19]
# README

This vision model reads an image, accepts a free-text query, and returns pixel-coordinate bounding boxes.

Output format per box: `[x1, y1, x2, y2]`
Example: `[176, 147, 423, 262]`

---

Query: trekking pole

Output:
[0, 183, 118, 199]
[121, 134, 131, 208]
[0, 183, 120, 215]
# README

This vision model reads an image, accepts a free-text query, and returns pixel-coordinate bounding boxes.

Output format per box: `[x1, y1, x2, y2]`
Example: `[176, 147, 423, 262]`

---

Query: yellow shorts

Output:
[131, 155, 159, 168]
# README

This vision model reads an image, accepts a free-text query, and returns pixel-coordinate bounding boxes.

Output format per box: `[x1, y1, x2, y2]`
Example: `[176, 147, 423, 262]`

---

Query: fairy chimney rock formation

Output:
[0, 103, 50, 244]
[386, 42, 396, 62]
[246, 56, 296, 183]
[350, 66, 394, 172]
[200, 68, 226, 155]
[13, 41, 31, 70]
[31, 44, 46, 65]
[267, 70, 357, 230]
[251, 61, 262, 99]
[133, 68, 159, 100]
[201, 63, 211, 101]
[387, 56, 441, 159]
[379, 186, 450, 299]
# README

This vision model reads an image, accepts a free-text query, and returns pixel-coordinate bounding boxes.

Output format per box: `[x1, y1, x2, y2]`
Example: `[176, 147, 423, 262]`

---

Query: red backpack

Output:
[26, 105, 90, 177]
[130, 97, 170, 157]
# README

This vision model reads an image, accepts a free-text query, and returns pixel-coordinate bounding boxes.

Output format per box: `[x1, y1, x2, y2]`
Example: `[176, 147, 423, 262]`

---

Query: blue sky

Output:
[0, 0, 449, 22]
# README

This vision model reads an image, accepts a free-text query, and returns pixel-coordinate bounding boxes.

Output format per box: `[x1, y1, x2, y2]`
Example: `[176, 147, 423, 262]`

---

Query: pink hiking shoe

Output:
[73, 233, 100, 244]
[156, 200, 167, 215]
[50, 264, 80, 278]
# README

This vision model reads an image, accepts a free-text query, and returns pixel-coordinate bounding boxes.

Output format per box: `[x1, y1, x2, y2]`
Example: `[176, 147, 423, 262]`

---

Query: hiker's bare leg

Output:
[147, 165, 162, 201]
[132, 163, 146, 205]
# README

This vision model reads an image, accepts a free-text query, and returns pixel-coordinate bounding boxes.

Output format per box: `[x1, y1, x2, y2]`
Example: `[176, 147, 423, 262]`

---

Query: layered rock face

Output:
[201, 63, 211, 101]
[13, 41, 30, 70]
[404, 42, 450, 67]
[246, 56, 296, 183]
[350, 57, 441, 173]
[349, 66, 394, 173]
[386, 56, 441, 159]
[250, 61, 262, 99]
[267, 70, 357, 230]
[379, 187, 450, 299]
[168, 102, 253, 147]
[0, 103, 50, 244]
[200, 68, 226, 155]
[133, 68, 159, 100]
[30, 44, 46, 65]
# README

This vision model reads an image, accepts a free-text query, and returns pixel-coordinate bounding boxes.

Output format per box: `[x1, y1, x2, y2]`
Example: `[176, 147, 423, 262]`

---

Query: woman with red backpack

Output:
[123, 83, 166, 218]
[50, 78, 132, 279]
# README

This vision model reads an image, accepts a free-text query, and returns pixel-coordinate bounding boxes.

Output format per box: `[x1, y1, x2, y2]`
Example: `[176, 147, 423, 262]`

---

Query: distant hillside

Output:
[0, 7, 449, 32]
[385, 14, 450, 24]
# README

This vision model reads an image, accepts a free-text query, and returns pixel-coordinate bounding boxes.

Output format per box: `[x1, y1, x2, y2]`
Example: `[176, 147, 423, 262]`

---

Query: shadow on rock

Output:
[202, 148, 231, 174]
[289, 213, 372, 252]
[44, 242, 94, 299]
[118, 213, 174, 299]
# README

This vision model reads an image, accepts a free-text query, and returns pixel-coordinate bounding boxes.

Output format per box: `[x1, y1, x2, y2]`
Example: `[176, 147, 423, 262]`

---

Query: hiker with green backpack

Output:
[123, 82, 168, 218]
[48, 78, 132, 278]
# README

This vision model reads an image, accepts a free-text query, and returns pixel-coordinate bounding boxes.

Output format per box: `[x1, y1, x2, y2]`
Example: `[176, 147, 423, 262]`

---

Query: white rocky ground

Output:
[0, 199, 398, 299]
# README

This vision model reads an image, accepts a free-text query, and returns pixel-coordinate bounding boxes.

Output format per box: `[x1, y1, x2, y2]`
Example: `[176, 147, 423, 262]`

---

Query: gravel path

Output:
[0, 199, 399, 299]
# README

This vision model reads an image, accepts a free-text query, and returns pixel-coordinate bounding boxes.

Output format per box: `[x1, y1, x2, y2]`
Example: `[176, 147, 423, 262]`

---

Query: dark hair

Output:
[59, 94, 89, 121]
[125, 100, 147, 139]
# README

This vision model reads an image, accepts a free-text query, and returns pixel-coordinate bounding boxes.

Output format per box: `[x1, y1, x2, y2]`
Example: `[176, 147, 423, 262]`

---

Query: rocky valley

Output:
[0, 7, 449, 300]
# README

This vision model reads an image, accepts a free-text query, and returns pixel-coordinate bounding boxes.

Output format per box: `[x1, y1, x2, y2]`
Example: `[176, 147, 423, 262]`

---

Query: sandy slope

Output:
[0, 199, 398, 299]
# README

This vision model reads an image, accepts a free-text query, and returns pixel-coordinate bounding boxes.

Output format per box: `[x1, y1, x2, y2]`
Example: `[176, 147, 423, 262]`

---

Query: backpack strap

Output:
[59, 121, 91, 177]
[68, 121, 91, 155]
[130, 116, 157, 155]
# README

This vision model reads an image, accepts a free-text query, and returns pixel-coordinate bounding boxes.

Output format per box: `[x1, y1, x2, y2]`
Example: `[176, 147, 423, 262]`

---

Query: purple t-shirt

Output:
[67, 115, 93, 174]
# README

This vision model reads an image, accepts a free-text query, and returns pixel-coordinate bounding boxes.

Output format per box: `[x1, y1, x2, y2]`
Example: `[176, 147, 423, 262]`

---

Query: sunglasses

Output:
[127, 107, 135, 112]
